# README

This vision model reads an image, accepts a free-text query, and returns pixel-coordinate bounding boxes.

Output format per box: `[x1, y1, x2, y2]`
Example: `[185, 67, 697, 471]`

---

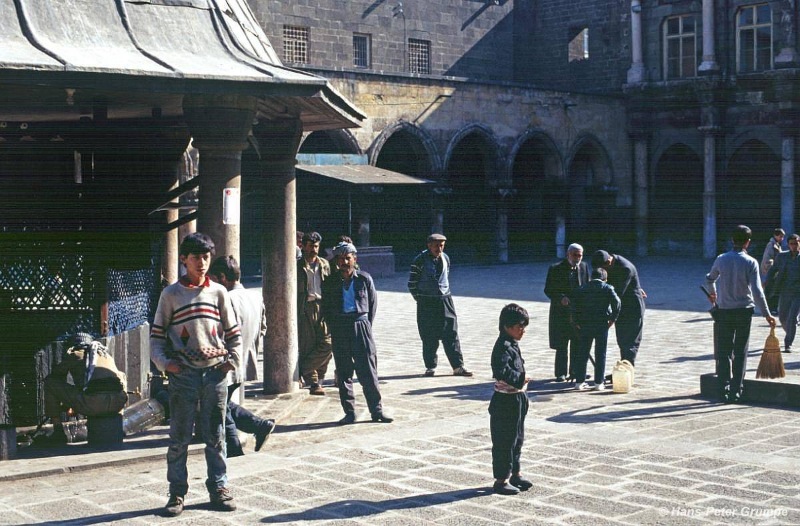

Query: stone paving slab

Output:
[3, 258, 800, 525]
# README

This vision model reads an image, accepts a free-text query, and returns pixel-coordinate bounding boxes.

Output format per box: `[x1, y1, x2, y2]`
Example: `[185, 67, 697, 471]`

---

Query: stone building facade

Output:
[247, 0, 800, 262]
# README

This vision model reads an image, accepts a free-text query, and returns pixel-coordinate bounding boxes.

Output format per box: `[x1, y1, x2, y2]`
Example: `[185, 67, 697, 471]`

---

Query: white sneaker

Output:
[593, 382, 605, 391]
[576, 382, 592, 391]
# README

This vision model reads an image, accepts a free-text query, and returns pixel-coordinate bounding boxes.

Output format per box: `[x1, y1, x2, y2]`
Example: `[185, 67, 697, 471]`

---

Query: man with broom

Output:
[705, 225, 776, 404]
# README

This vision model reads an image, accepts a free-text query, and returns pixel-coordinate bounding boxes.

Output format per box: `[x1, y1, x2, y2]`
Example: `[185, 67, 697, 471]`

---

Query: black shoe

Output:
[371, 412, 394, 423]
[424, 369, 435, 377]
[164, 494, 184, 517]
[555, 375, 566, 382]
[227, 444, 244, 458]
[209, 487, 236, 512]
[453, 367, 474, 377]
[604, 374, 613, 384]
[509, 475, 533, 491]
[784, 346, 792, 353]
[254, 419, 275, 452]
[493, 481, 520, 495]
[339, 413, 356, 425]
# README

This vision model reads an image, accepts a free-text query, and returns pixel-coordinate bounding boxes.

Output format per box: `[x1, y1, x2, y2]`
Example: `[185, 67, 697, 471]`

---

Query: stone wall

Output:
[250, 0, 515, 81]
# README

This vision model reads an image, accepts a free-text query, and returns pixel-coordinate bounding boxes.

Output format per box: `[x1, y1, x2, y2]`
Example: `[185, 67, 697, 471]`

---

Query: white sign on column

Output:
[223, 187, 240, 225]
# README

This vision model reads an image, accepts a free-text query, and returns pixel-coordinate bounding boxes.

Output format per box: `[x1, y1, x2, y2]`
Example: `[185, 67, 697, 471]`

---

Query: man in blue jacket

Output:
[322, 242, 393, 425]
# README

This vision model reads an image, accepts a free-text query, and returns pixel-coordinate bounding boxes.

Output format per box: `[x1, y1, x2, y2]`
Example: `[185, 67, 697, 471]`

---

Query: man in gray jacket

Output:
[408, 234, 473, 378]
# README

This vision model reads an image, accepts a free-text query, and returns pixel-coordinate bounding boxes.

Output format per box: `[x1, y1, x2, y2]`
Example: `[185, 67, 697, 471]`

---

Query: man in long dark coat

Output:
[544, 243, 589, 381]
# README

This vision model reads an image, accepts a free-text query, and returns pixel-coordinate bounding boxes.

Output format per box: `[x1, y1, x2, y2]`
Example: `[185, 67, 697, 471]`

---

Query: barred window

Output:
[353, 33, 371, 68]
[737, 4, 772, 73]
[408, 38, 430, 74]
[664, 15, 697, 79]
[283, 25, 309, 64]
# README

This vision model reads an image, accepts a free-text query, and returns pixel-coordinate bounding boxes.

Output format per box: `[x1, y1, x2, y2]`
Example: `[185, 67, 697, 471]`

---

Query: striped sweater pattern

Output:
[150, 280, 242, 372]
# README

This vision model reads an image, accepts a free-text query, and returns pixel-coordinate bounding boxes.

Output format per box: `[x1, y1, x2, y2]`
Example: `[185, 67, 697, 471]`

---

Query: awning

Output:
[296, 165, 435, 185]
[0, 0, 364, 130]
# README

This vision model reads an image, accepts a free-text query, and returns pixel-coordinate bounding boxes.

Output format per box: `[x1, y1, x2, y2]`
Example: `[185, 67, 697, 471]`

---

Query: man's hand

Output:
[608, 320, 615, 329]
[219, 361, 235, 375]
[560, 296, 570, 307]
[766, 315, 777, 328]
[708, 292, 717, 305]
[165, 360, 182, 374]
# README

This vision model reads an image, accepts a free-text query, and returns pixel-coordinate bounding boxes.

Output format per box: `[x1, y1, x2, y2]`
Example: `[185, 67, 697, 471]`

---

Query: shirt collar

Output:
[179, 275, 211, 288]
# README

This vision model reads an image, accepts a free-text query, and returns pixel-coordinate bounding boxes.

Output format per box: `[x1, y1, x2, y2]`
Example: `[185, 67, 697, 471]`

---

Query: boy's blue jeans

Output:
[167, 366, 228, 496]
[575, 326, 609, 384]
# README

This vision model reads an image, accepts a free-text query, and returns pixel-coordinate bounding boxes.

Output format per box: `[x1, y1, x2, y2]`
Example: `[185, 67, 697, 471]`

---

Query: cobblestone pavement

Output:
[3, 257, 800, 525]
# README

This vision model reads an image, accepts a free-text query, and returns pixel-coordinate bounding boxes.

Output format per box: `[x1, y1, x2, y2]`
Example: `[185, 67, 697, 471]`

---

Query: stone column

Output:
[781, 135, 796, 236]
[555, 214, 566, 259]
[627, 0, 646, 84]
[183, 95, 257, 261]
[496, 188, 515, 263]
[255, 119, 304, 395]
[699, 0, 719, 73]
[162, 177, 179, 286]
[633, 137, 649, 256]
[776, 0, 799, 67]
[700, 127, 719, 258]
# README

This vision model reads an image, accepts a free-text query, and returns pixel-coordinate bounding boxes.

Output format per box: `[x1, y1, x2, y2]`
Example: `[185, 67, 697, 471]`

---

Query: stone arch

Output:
[508, 129, 564, 257]
[650, 142, 704, 255]
[442, 124, 502, 262]
[565, 134, 616, 250]
[444, 123, 502, 184]
[719, 139, 781, 252]
[369, 121, 439, 177]
[299, 129, 362, 154]
[367, 122, 440, 260]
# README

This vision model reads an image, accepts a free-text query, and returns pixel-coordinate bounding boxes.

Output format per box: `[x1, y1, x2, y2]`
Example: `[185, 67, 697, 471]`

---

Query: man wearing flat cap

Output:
[591, 249, 647, 370]
[408, 233, 473, 377]
[321, 242, 393, 425]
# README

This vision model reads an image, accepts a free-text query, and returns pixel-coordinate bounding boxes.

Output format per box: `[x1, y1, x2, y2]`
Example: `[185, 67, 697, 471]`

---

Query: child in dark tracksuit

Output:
[571, 268, 621, 391]
[489, 303, 533, 495]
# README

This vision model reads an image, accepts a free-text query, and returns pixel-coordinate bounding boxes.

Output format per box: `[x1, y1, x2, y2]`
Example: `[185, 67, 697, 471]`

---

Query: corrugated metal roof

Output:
[297, 165, 436, 186]
[0, 0, 364, 130]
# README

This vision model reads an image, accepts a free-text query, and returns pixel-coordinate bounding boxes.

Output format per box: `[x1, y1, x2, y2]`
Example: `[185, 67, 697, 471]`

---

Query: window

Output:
[664, 15, 697, 79]
[408, 39, 431, 74]
[353, 33, 371, 68]
[737, 4, 772, 72]
[568, 28, 589, 62]
[283, 25, 309, 64]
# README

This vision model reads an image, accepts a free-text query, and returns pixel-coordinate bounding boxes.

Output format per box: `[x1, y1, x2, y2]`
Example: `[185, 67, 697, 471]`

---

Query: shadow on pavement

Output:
[34, 507, 165, 524]
[547, 394, 732, 424]
[14, 430, 170, 460]
[260, 487, 491, 523]
[272, 421, 344, 433]
[402, 382, 493, 401]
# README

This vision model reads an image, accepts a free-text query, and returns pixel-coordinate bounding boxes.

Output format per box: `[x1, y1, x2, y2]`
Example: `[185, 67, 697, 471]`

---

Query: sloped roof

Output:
[0, 0, 364, 130]
[297, 164, 436, 186]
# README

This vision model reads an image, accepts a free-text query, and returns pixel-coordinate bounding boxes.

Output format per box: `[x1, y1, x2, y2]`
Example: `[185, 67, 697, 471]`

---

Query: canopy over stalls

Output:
[0, 0, 363, 129]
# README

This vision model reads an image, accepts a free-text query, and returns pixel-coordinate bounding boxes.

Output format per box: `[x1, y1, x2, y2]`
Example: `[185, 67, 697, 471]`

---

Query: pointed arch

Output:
[299, 129, 362, 155]
[508, 129, 564, 257]
[369, 121, 440, 177]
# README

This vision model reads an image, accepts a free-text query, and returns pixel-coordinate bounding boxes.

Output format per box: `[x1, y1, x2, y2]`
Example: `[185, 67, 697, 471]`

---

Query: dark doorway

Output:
[650, 144, 703, 255]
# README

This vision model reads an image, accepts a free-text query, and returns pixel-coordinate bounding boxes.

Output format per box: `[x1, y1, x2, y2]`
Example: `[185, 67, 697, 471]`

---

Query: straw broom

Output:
[756, 327, 785, 379]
